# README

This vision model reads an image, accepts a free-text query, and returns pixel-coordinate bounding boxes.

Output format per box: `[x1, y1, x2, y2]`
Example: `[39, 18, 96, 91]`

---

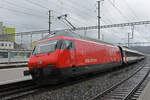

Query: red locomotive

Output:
[24, 31, 144, 83]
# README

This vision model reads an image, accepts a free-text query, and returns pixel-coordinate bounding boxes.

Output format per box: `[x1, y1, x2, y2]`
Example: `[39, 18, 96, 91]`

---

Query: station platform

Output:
[0, 67, 31, 85]
[138, 80, 150, 100]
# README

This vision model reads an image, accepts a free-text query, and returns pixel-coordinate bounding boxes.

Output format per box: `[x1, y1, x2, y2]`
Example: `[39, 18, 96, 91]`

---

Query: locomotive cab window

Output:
[32, 40, 58, 55]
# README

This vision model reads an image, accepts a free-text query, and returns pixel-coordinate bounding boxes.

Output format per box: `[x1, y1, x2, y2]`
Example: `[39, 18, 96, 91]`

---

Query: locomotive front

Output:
[24, 39, 59, 81]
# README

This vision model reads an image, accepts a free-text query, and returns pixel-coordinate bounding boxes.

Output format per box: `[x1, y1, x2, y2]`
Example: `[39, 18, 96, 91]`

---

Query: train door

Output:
[58, 40, 76, 68]
[65, 40, 76, 67]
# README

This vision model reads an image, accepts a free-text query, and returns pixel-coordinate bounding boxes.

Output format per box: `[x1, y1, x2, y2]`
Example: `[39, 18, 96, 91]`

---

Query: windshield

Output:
[32, 40, 58, 55]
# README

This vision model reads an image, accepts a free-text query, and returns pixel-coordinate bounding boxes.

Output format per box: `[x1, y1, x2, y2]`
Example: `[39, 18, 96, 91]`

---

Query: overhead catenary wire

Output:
[123, 0, 139, 20]
[64, 0, 96, 15]
[3, 0, 46, 15]
[0, 0, 149, 44]
[98, 0, 130, 41]
[24, 0, 98, 27]
[0, 16, 48, 33]
[24, 0, 91, 28]
[49, 0, 97, 20]
[25, 0, 49, 10]
[52, 2, 96, 19]
[98, 1, 124, 40]
[107, 0, 130, 22]
[50, 0, 144, 42]
[101, 1, 120, 24]
[0, 6, 47, 18]
[106, 0, 142, 42]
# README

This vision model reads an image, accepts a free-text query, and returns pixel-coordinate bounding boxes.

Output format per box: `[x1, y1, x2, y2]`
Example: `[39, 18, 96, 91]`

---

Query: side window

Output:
[61, 40, 75, 49]
[61, 40, 71, 49]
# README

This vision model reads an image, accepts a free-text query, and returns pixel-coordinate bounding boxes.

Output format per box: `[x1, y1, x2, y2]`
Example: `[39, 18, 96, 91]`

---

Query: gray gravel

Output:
[17, 60, 145, 100]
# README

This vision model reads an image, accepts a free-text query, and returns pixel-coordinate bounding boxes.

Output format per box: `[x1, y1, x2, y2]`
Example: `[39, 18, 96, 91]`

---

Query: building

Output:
[0, 22, 15, 49]
[0, 22, 15, 42]
[0, 41, 14, 49]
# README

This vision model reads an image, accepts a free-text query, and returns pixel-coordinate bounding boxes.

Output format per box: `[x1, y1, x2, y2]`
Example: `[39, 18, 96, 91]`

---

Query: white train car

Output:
[122, 47, 145, 64]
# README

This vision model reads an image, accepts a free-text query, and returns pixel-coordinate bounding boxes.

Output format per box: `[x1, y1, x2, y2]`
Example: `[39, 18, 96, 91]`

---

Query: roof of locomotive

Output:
[43, 31, 114, 46]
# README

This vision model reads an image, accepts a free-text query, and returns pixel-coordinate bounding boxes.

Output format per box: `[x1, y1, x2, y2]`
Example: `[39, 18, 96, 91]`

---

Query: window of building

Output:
[9, 44, 11, 47]
[1, 43, 4, 46]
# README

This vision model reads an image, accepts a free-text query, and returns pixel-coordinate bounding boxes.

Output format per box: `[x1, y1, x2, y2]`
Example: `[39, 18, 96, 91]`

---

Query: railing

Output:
[0, 49, 31, 63]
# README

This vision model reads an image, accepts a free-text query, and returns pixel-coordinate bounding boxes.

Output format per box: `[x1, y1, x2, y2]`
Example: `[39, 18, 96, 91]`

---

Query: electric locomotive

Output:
[24, 31, 144, 83]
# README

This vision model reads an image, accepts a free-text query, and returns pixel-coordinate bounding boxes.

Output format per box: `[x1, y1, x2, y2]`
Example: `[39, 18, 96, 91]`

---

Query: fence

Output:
[0, 49, 31, 63]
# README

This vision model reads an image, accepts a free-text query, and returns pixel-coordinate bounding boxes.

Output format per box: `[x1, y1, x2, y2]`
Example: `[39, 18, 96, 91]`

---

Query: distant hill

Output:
[131, 46, 150, 54]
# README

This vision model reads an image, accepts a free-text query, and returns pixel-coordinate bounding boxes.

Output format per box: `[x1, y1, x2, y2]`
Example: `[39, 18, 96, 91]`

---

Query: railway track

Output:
[90, 58, 150, 100]
[129, 72, 150, 100]
[0, 80, 39, 100]
[0, 75, 93, 100]
[0, 60, 147, 100]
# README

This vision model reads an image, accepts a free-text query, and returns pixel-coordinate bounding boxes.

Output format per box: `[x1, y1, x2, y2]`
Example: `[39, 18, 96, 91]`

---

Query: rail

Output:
[90, 59, 150, 100]
[0, 80, 37, 100]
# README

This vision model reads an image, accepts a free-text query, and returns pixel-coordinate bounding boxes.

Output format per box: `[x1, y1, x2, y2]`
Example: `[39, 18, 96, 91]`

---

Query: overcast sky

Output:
[0, 0, 150, 45]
